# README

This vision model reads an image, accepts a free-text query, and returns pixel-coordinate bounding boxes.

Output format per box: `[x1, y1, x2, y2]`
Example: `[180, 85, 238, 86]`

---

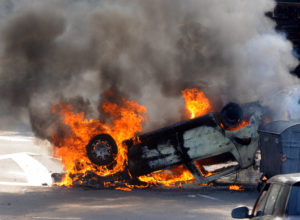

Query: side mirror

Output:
[231, 206, 251, 219]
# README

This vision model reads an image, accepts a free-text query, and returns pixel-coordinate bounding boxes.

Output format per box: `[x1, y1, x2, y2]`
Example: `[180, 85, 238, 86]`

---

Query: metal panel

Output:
[259, 122, 300, 178]
[258, 120, 300, 135]
[281, 126, 300, 174]
[259, 133, 282, 178]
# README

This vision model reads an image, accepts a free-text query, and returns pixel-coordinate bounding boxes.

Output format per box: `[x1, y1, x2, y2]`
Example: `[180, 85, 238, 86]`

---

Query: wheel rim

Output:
[86, 134, 118, 166]
[91, 139, 113, 161]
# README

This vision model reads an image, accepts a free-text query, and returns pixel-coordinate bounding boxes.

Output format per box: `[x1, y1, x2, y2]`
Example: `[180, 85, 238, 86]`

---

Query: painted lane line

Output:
[197, 194, 222, 201]
[0, 136, 34, 142]
[0, 181, 34, 186]
[12, 153, 52, 186]
[0, 152, 39, 160]
[0, 153, 52, 186]
[32, 217, 81, 220]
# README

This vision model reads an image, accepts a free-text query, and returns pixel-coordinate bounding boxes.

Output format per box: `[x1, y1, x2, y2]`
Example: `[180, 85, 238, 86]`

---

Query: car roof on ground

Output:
[268, 173, 300, 185]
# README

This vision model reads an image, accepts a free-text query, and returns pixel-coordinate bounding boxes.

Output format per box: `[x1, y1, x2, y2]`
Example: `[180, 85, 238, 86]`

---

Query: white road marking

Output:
[0, 181, 34, 186]
[66, 204, 135, 209]
[0, 153, 52, 186]
[0, 136, 34, 142]
[197, 194, 221, 201]
[32, 217, 81, 220]
[0, 152, 39, 160]
[188, 194, 197, 198]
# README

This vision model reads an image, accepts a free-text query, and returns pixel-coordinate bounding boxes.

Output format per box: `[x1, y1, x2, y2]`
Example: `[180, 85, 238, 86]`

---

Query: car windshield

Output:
[287, 184, 300, 216]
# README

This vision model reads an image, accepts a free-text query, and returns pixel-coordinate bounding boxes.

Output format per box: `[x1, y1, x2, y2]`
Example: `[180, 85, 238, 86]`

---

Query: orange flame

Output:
[224, 119, 250, 131]
[52, 98, 148, 187]
[182, 88, 212, 119]
[138, 165, 195, 188]
[229, 185, 244, 191]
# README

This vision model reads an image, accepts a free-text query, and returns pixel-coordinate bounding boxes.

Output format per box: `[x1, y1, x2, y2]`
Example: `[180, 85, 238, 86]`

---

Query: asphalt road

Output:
[0, 186, 258, 220]
[0, 131, 258, 220]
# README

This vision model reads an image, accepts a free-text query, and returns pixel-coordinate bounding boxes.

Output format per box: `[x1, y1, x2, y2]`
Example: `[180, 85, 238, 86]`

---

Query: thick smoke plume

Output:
[0, 0, 298, 137]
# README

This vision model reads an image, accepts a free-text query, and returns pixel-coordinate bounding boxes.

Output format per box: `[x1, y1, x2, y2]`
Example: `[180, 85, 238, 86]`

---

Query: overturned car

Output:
[86, 102, 265, 184]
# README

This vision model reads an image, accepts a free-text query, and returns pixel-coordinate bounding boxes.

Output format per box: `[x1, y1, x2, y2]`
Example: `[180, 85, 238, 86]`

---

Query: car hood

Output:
[253, 216, 300, 220]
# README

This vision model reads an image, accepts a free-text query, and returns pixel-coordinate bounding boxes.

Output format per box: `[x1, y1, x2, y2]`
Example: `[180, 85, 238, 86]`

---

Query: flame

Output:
[182, 88, 212, 119]
[52, 97, 148, 187]
[229, 185, 244, 191]
[226, 120, 250, 131]
[138, 165, 195, 187]
[219, 119, 250, 131]
[115, 186, 132, 191]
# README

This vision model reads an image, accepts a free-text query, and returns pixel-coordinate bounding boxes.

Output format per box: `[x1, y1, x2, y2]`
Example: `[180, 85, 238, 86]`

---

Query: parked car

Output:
[232, 173, 300, 219]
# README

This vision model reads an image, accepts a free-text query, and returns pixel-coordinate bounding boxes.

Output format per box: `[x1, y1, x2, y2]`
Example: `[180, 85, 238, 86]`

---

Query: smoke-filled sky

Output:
[0, 0, 298, 136]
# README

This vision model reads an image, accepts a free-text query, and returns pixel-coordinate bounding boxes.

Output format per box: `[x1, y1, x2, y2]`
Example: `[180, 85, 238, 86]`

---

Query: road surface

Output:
[0, 131, 258, 220]
[0, 186, 258, 220]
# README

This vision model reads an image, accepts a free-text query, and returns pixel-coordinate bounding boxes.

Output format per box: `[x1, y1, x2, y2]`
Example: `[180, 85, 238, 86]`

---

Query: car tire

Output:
[86, 134, 118, 166]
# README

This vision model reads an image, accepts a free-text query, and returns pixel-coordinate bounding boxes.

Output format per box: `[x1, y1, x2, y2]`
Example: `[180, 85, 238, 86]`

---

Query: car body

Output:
[86, 102, 265, 184]
[232, 173, 300, 219]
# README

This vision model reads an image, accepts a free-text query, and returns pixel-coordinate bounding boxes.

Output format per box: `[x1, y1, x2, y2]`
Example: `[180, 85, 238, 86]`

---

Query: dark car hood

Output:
[288, 216, 300, 220]
[252, 216, 300, 220]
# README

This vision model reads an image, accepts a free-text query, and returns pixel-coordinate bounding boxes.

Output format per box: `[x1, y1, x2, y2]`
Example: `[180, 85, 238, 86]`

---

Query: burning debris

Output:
[229, 185, 244, 191]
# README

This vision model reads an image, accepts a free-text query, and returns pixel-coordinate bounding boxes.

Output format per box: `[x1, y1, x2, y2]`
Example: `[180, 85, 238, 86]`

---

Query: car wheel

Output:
[86, 134, 118, 166]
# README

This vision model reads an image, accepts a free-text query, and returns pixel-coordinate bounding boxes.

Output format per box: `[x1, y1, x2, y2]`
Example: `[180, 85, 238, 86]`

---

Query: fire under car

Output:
[86, 102, 265, 184]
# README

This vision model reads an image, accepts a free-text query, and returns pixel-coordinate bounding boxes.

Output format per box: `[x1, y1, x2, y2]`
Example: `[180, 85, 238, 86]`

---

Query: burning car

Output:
[86, 102, 265, 184]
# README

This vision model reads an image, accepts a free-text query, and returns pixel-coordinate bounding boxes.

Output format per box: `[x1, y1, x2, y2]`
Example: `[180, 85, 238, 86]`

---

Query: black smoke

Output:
[0, 0, 297, 138]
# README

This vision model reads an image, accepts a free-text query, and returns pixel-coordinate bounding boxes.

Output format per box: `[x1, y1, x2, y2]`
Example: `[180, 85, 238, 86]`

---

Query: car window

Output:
[264, 183, 282, 215]
[273, 184, 290, 216]
[253, 184, 270, 216]
[286, 183, 300, 216]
